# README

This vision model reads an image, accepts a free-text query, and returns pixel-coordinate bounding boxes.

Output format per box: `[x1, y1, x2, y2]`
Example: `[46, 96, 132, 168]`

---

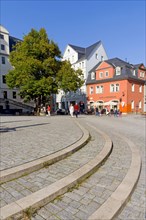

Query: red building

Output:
[86, 58, 146, 114]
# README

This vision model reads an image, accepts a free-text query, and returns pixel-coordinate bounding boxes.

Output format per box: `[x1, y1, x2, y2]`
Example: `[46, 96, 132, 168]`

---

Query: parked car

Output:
[56, 108, 68, 115]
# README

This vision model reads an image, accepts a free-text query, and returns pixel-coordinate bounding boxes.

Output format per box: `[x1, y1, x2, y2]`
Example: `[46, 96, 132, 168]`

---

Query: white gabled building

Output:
[56, 41, 108, 110]
[0, 25, 34, 114]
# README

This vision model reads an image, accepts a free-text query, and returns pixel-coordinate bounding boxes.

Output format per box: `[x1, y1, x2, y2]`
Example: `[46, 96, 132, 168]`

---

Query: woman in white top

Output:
[69, 104, 74, 117]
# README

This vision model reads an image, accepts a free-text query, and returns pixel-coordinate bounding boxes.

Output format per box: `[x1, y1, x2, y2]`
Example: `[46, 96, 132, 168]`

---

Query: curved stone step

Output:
[88, 133, 142, 220]
[30, 123, 142, 220]
[0, 125, 113, 220]
[0, 120, 90, 184]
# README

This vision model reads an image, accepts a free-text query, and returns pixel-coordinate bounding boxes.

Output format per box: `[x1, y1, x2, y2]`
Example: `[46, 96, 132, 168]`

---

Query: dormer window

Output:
[116, 66, 121, 75]
[91, 72, 95, 80]
[68, 49, 70, 53]
[140, 72, 144, 77]
[133, 69, 136, 76]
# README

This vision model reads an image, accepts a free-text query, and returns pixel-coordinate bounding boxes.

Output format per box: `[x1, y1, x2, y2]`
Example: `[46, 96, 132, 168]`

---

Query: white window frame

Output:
[110, 84, 119, 92]
[131, 100, 134, 110]
[139, 85, 142, 93]
[99, 72, 103, 78]
[115, 84, 120, 92]
[140, 72, 144, 77]
[132, 84, 135, 92]
[90, 87, 94, 94]
[105, 71, 109, 77]
[139, 101, 142, 109]
[91, 72, 95, 80]
[133, 69, 136, 76]
[96, 85, 104, 94]
[116, 66, 121, 75]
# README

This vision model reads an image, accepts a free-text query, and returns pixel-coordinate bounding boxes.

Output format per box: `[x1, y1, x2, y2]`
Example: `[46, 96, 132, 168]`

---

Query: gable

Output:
[96, 61, 113, 70]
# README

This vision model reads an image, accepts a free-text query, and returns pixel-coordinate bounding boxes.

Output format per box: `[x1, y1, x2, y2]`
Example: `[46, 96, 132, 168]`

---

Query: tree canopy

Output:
[6, 28, 84, 108]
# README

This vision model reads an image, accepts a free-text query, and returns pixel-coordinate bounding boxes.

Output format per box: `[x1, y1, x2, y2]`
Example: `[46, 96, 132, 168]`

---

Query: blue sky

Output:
[1, 0, 145, 65]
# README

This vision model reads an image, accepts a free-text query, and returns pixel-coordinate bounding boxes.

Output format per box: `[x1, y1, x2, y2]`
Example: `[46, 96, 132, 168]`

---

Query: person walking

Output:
[47, 105, 51, 116]
[74, 102, 79, 118]
[69, 104, 74, 117]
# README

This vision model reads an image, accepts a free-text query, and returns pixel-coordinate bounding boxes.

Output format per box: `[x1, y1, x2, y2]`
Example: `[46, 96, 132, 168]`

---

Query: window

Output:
[2, 57, 5, 64]
[96, 85, 103, 94]
[91, 72, 95, 80]
[0, 34, 4, 39]
[82, 62, 84, 68]
[95, 53, 98, 59]
[116, 67, 121, 75]
[2, 75, 6, 84]
[90, 87, 94, 94]
[105, 71, 109, 77]
[3, 91, 7, 99]
[101, 56, 104, 61]
[139, 85, 142, 93]
[99, 72, 103, 78]
[140, 72, 144, 77]
[110, 84, 119, 92]
[13, 91, 16, 99]
[1, 44, 5, 50]
[133, 69, 136, 76]
[131, 100, 134, 110]
[110, 84, 115, 92]
[115, 84, 119, 92]
[72, 55, 74, 62]
[139, 101, 142, 109]
[132, 84, 135, 92]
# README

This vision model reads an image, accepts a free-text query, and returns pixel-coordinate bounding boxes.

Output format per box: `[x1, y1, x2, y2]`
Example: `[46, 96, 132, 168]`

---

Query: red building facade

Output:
[86, 58, 146, 114]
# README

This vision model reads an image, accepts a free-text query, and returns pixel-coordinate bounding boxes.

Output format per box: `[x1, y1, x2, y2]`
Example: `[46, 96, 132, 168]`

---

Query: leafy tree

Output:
[6, 28, 84, 112]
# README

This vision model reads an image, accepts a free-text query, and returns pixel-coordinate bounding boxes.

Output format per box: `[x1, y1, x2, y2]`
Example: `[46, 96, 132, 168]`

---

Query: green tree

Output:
[6, 28, 84, 113]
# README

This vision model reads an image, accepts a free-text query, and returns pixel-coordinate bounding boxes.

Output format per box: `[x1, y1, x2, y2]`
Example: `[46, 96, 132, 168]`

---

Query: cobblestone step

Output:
[0, 123, 112, 219]
[30, 122, 141, 220]
[0, 121, 90, 184]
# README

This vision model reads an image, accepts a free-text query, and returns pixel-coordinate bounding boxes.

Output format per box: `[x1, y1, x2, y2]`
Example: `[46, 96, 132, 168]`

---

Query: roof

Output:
[68, 41, 101, 61]
[86, 57, 145, 85]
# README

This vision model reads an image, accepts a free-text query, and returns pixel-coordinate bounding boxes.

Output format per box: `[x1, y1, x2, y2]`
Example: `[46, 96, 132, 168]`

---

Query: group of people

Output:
[69, 103, 79, 118]
[94, 106, 122, 117]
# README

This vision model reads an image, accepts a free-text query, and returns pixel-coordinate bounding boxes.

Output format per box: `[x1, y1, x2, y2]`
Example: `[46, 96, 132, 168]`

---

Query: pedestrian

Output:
[47, 105, 51, 116]
[95, 107, 99, 116]
[74, 102, 79, 118]
[69, 104, 74, 117]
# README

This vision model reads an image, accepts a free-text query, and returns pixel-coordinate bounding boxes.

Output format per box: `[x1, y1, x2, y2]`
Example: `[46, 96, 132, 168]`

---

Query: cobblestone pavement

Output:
[0, 116, 82, 170]
[0, 114, 145, 220]
[0, 123, 105, 207]
[32, 114, 145, 220]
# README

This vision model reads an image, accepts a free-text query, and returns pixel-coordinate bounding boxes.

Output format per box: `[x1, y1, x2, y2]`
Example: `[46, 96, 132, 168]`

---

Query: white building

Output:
[0, 25, 34, 114]
[56, 41, 108, 110]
